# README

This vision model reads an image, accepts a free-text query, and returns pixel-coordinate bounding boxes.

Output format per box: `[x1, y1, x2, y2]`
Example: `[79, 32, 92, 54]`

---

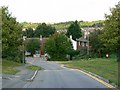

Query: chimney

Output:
[70, 35, 72, 40]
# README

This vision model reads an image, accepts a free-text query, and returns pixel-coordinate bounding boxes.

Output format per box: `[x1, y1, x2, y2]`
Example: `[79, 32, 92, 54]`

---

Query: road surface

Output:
[2, 57, 111, 89]
[24, 57, 109, 88]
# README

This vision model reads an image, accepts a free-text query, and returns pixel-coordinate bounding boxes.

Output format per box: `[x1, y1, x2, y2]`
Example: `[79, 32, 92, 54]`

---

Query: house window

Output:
[79, 42, 81, 46]
[84, 42, 86, 47]
[86, 42, 88, 47]
[82, 42, 84, 47]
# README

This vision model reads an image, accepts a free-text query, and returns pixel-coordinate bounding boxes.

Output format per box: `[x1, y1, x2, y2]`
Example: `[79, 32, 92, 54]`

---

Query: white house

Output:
[70, 35, 77, 50]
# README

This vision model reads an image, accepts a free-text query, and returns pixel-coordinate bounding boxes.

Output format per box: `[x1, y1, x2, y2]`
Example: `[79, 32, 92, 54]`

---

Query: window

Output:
[79, 42, 81, 46]
[86, 42, 88, 47]
[82, 42, 84, 47]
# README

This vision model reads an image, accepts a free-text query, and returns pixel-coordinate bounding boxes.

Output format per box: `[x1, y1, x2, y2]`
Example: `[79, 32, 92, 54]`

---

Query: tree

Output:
[25, 38, 40, 56]
[92, 23, 103, 27]
[0, 7, 2, 58]
[25, 28, 34, 38]
[34, 23, 55, 37]
[99, 2, 120, 60]
[45, 33, 72, 61]
[89, 29, 104, 57]
[2, 7, 22, 62]
[66, 20, 82, 41]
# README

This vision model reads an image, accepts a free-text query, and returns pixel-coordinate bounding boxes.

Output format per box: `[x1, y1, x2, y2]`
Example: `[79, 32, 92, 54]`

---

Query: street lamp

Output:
[23, 36, 27, 64]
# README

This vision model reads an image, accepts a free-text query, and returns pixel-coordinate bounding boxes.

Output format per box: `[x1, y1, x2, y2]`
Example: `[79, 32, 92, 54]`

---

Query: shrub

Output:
[45, 33, 72, 61]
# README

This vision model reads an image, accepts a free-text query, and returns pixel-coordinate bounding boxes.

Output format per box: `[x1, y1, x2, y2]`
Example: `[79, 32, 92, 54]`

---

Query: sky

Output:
[0, 0, 119, 23]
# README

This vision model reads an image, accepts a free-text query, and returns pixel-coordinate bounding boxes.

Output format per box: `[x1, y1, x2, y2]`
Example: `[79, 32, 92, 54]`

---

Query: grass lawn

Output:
[2, 60, 22, 75]
[26, 65, 42, 70]
[60, 58, 118, 85]
[0, 59, 2, 74]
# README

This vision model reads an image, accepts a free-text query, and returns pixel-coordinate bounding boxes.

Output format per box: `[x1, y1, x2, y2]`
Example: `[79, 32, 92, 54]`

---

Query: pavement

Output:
[0, 74, 2, 90]
[2, 57, 115, 89]
[2, 63, 36, 88]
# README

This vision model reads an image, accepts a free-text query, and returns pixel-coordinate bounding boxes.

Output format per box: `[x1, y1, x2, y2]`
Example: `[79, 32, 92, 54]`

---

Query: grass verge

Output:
[26, 65, 42, 70]
[60, 58, 118, 85]
[2, 60, 21, 74]
[0, 59, 2, 74]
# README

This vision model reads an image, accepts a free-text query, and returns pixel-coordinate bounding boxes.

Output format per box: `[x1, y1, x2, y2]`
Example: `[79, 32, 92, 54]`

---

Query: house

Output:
[70, 35, 89, 50]
[70, 35, 77, 50]
[56, 29, 67, 34]
[70, 27, 99, 50]
[76, 37, 89, 50]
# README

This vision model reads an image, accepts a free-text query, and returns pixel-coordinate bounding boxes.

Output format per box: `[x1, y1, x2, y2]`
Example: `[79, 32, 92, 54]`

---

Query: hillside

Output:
[21, 20, 104, 30]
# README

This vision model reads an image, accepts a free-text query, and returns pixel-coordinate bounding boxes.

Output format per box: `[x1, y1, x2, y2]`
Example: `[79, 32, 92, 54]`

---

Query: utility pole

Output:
[40, 35, 42, 57]
[23, 36, 26, 64]
[40, 35, 44, 57]
[87, 31, 90, 55]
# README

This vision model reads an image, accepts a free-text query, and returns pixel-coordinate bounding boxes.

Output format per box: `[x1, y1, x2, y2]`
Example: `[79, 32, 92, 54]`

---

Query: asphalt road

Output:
[2, 57, 111, 88]
[24, 57, 109, 88]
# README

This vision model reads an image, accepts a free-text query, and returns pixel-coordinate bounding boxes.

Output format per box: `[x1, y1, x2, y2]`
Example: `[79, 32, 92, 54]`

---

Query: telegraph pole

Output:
[87, 31, 90, 55]
[40, 35, 44, 57]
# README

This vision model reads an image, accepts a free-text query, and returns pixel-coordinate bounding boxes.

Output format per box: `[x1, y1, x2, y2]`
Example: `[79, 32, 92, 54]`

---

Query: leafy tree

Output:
[25, 38, 40, 56]
[0, 7, 2, 58]
[67, 49, 79, 60]
[34, 23, 55, 37]
[89, 29, 104, 57]
[2, 7, 22, 62]
[92, 23, 103, 27]
[99, 2, 120, 60]
[66, 20, 82, 41]
[22, 31, 27, 36]
[45, 33, 72, 61]
[25, 28, 34, 38]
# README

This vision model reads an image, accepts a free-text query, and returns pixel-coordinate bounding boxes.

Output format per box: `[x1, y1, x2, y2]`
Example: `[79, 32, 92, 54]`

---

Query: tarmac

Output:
[3, 63, 37, 80]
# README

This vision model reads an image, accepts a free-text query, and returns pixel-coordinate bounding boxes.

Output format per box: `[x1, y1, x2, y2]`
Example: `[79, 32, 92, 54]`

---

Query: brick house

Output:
[70, 27, 99, 50]
[76, 37, 89, 50]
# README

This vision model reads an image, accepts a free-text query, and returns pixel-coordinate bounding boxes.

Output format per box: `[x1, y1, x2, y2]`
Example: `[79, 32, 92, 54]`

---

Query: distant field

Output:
[60, 58, 118, 85]
[21, 20, 104, 30]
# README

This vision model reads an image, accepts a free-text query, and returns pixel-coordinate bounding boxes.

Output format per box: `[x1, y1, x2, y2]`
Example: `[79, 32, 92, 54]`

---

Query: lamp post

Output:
[23, 36, 26, 64]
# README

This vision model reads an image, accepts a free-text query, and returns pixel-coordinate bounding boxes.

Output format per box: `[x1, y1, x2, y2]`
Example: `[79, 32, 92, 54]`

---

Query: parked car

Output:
[44, 53, 51, 60]
[33, 54, 40, 57]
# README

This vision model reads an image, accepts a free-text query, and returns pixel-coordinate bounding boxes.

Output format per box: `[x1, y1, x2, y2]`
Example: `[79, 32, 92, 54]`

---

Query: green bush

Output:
[25, 38, 40, 56]
[45, 33, 72, 61]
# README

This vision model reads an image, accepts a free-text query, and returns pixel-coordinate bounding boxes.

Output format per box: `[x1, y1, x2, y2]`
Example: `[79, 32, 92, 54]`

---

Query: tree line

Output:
[22, 23, 56, 38]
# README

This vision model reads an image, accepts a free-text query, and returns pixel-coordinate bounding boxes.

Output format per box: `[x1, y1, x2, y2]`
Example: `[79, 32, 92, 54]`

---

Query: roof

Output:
[81, 27, 99, 32]
[76, 37, 88, 42]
